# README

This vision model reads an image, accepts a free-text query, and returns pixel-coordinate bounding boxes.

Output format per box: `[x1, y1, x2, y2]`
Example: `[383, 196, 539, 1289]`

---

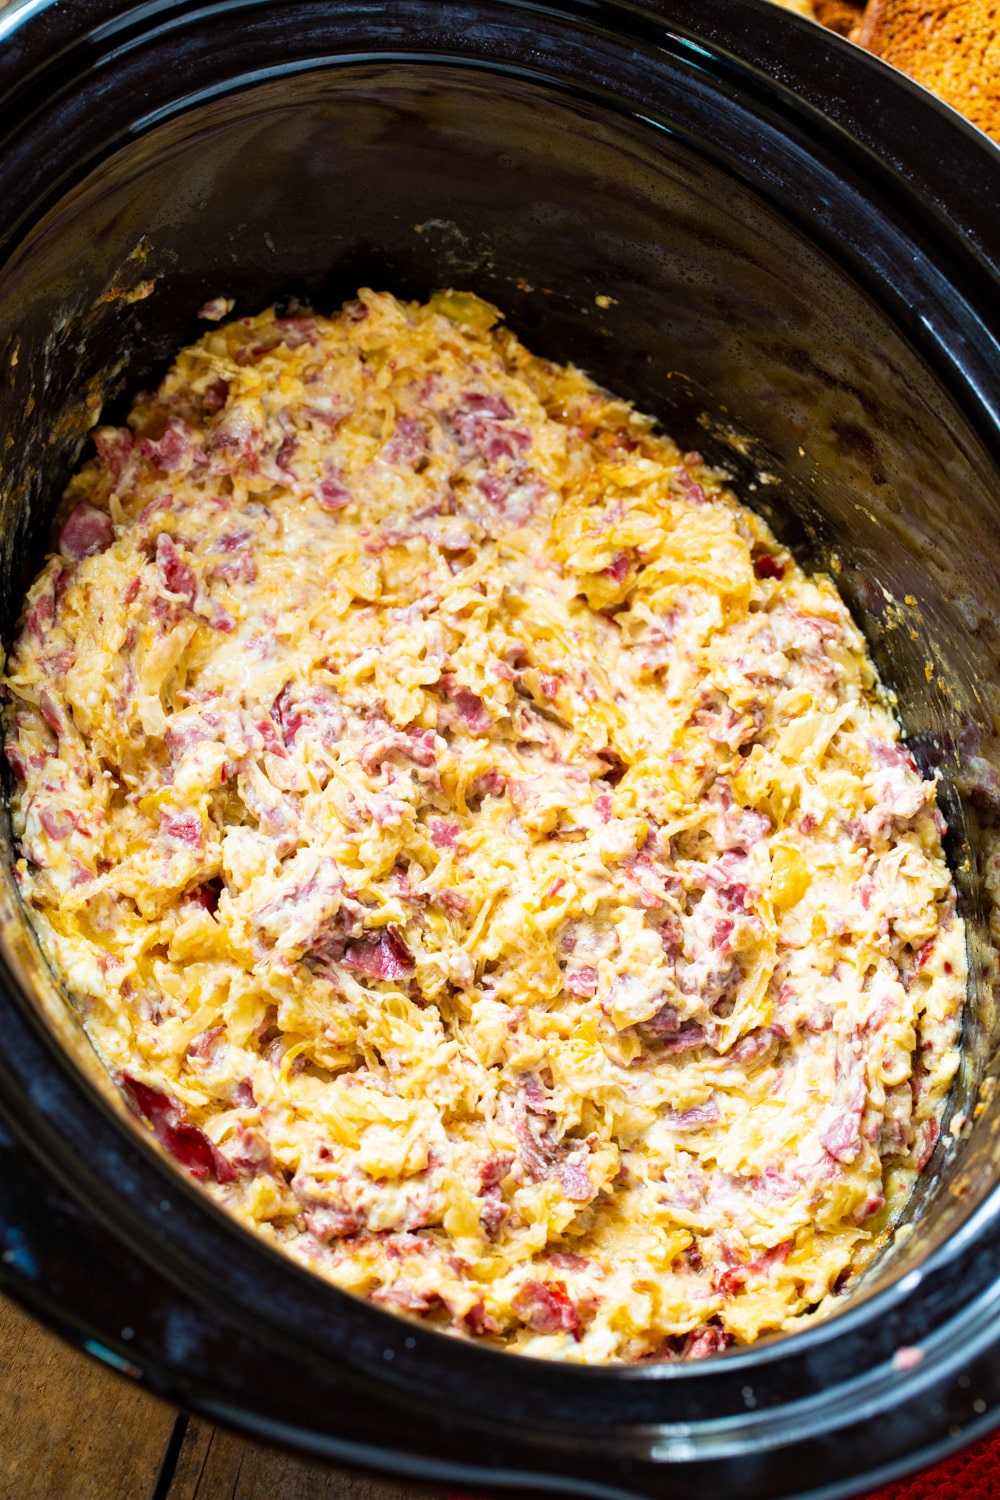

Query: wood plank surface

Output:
[0, 1294, 453, 1500]
[164, 1419, 445, 1500]
[0, 1294, 175, 1500]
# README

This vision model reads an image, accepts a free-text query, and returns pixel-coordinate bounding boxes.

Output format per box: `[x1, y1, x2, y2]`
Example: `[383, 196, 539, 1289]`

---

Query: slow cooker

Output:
[1, 2, 1000, 1496]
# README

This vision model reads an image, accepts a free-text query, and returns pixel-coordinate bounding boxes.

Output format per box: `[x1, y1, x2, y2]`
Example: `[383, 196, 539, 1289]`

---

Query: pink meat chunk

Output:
[343, 927, 414, 980]
[121, 1074, 236, 1184]
[59, 503, 114, 562]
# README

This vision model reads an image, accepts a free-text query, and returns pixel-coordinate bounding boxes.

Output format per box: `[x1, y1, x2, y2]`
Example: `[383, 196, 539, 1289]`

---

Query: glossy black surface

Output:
[1, 3, 1000, 1497]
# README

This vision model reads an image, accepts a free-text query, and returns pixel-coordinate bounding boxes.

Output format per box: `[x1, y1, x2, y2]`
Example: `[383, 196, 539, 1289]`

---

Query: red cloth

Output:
[864, 1427, 1000, 1500]
[445, 1426, 1000, 1500]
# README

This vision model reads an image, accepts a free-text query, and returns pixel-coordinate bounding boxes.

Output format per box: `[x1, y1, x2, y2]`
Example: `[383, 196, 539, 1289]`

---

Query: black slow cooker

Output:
[1, 2, 1000, 1496]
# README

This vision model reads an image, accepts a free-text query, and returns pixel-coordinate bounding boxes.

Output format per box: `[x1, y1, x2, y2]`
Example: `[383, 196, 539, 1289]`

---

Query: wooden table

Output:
[0, 1293, 451, 1500]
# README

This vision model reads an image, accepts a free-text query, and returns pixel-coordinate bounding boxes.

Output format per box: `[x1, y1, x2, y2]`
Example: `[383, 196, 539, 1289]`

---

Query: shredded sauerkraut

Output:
[2, 289, 965, 1362]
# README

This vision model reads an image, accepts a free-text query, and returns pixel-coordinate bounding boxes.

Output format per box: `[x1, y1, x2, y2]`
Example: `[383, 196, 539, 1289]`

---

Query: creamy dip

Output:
[2, 289, 965, 1362]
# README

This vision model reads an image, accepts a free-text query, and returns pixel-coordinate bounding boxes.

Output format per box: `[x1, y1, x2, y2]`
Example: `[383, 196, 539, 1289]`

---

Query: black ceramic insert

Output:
[1, 3, 1000, 1498]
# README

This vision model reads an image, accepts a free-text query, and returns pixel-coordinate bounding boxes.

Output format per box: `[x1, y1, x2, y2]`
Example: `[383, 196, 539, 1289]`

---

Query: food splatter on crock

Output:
[2, 289, 966, 1361]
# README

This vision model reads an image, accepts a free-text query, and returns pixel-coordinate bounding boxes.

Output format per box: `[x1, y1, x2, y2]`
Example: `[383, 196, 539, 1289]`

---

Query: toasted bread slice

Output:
[857, 0, 1000, 140]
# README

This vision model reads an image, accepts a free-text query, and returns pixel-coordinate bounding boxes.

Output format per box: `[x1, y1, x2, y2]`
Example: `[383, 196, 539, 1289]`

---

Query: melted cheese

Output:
[3, 289, 965, 1362]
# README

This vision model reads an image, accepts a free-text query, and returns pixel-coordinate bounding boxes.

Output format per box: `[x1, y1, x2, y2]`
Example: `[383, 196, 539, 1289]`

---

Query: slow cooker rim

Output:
[0, 0, 997, 1393]
[0, 2, 999, 1494]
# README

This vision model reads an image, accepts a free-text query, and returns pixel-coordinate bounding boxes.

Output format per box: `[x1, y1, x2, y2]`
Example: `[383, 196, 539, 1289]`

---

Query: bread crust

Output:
[813, 0, 865, 34]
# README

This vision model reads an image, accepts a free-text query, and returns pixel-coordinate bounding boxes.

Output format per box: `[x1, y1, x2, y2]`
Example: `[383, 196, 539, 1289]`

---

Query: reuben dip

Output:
[3, 289, 965, 1361]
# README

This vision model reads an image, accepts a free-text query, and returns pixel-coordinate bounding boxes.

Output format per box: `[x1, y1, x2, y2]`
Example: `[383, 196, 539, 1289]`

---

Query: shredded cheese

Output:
[2, 289, 965, 1362]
